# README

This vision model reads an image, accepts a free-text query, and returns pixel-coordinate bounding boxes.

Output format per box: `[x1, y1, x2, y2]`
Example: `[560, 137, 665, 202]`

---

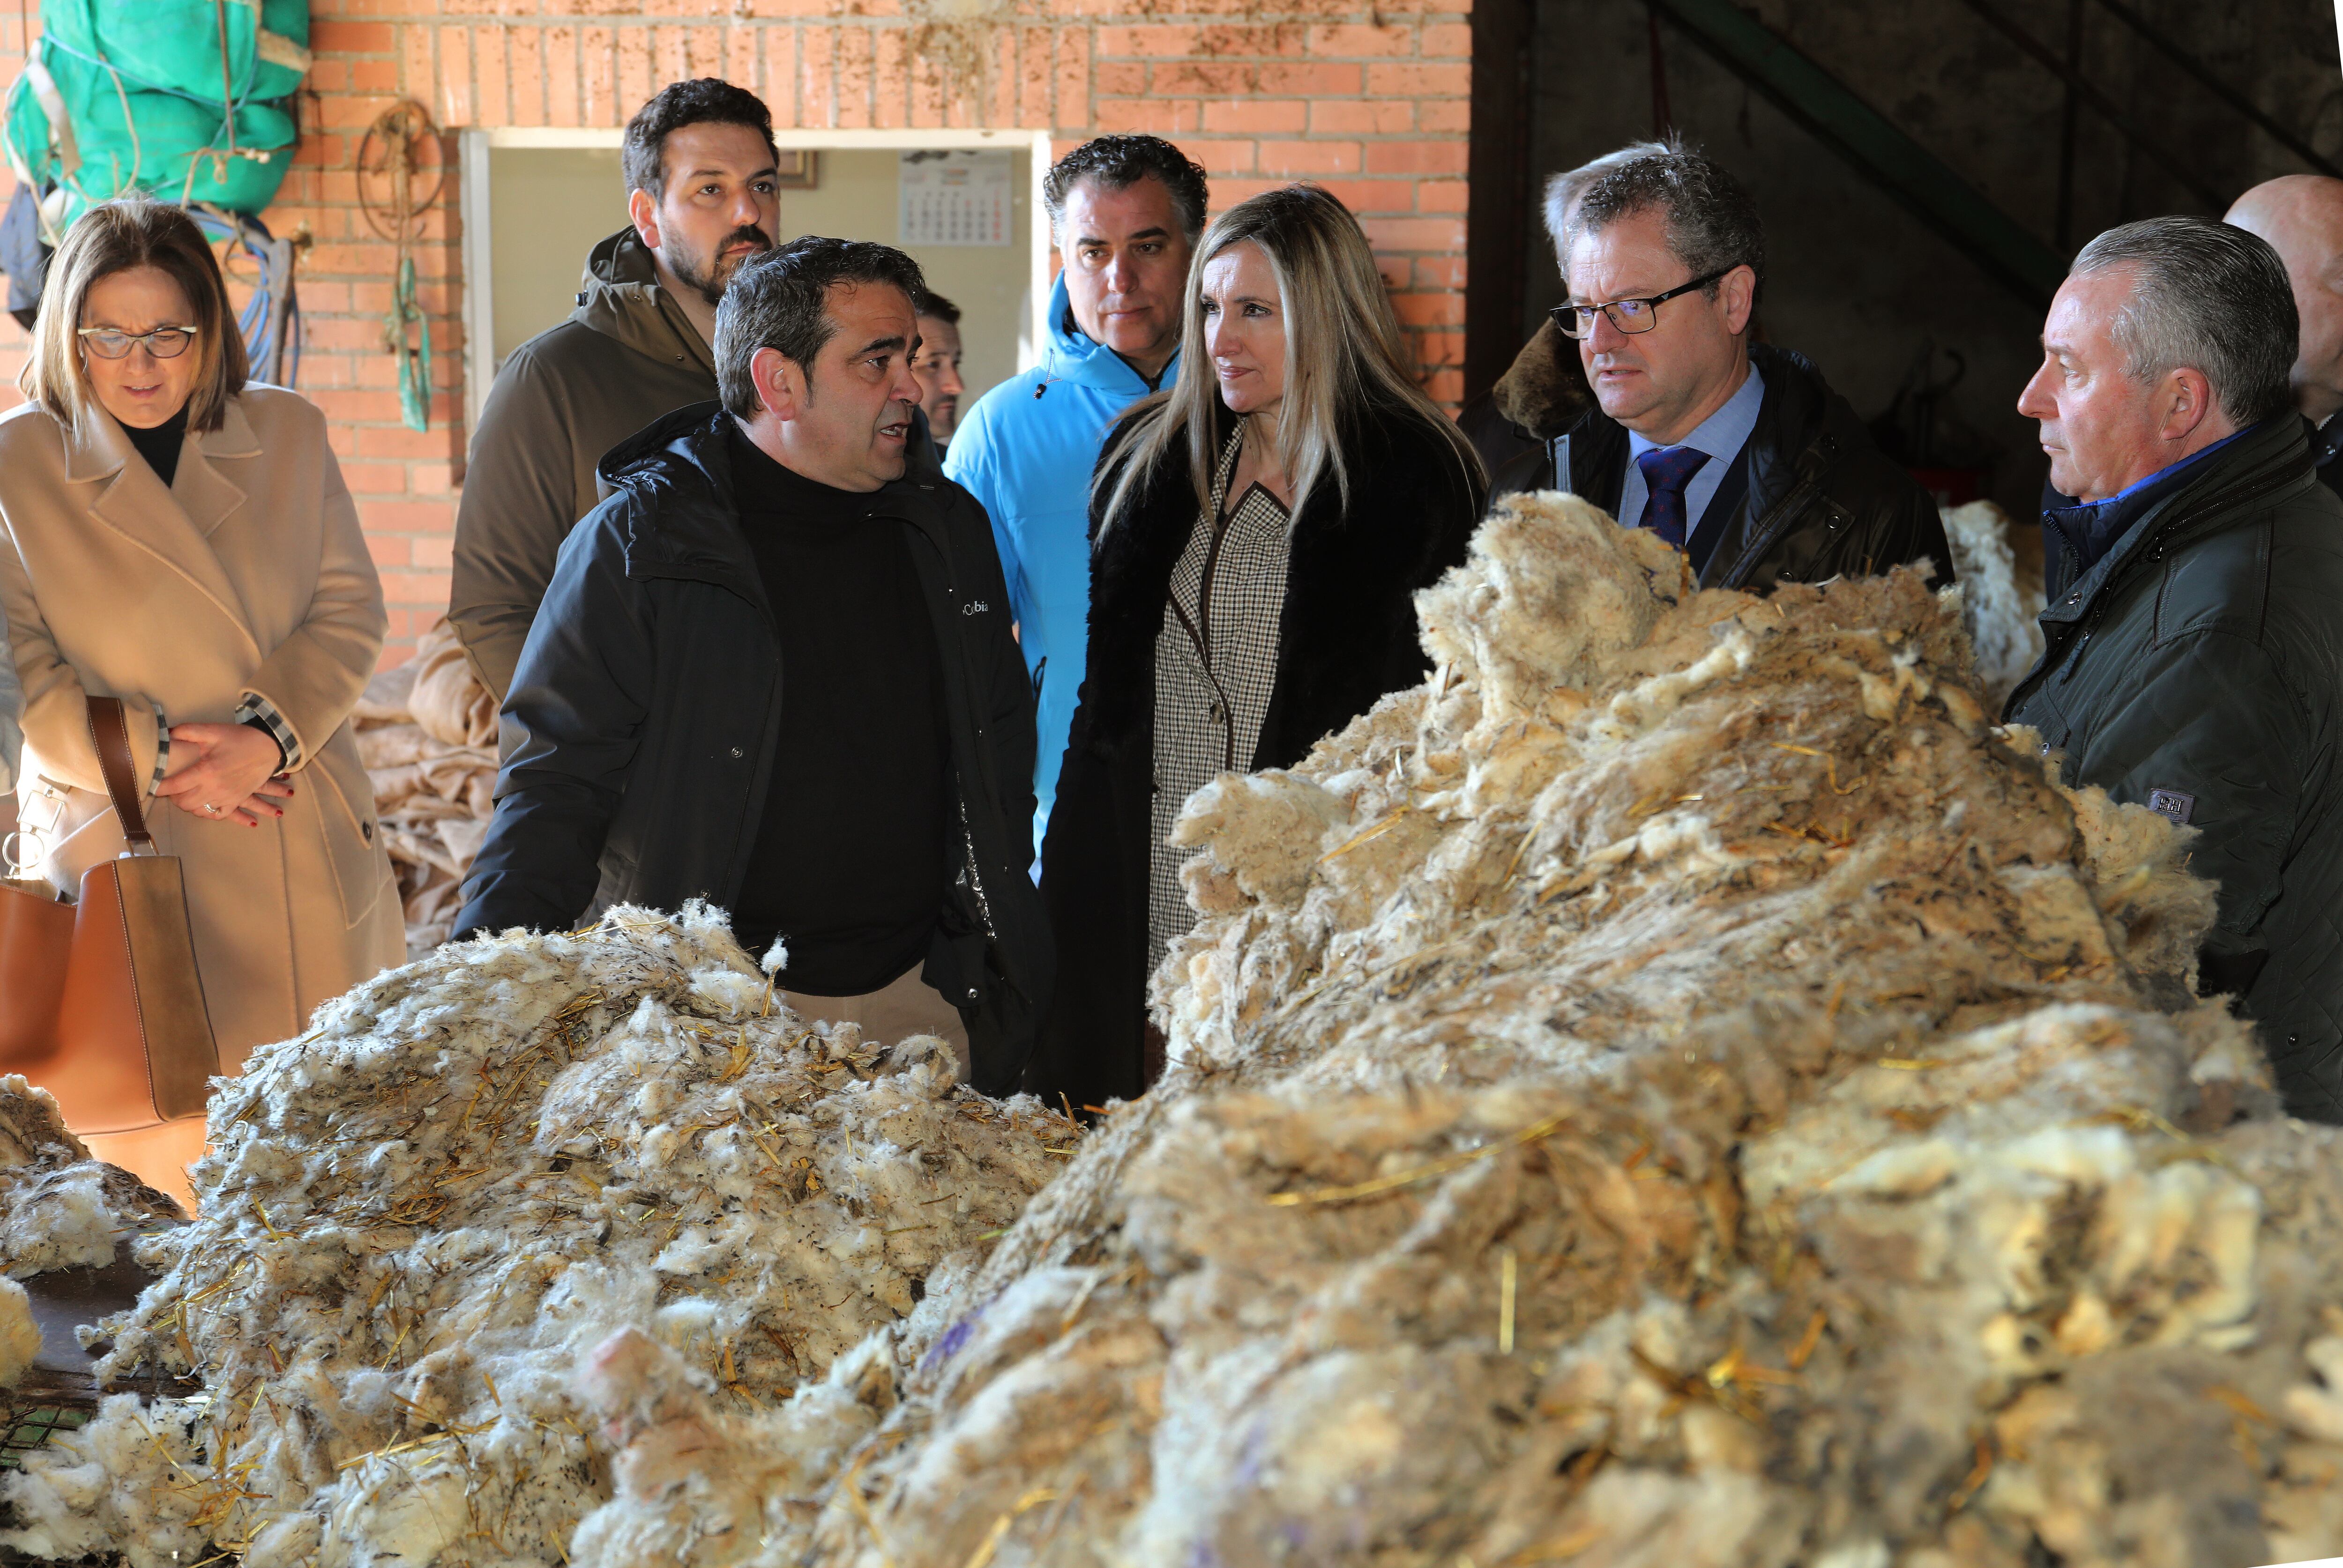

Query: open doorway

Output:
[457, 128, 1051, 438]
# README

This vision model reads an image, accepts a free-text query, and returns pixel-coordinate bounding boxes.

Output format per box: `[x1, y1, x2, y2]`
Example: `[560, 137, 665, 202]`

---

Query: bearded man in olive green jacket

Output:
[450, 79, 779, 702]
[2006, 215, 2343, 1122]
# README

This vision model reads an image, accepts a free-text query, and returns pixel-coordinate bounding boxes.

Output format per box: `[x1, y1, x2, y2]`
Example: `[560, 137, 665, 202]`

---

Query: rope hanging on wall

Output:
[186, 205, 303, 387]
[356, 100, 442, 433]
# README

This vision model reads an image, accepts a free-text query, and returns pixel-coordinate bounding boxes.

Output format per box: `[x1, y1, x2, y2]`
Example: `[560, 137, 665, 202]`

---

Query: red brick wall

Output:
[0, 3, 1471, 666]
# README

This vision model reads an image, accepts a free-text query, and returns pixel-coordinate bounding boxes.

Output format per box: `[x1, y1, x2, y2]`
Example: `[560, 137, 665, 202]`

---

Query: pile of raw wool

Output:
[356, 618, 500, 954]
[0, 906, 1074, 1567]
[562, 491, 2343, 1568]
[0, 1075, 181, 1281]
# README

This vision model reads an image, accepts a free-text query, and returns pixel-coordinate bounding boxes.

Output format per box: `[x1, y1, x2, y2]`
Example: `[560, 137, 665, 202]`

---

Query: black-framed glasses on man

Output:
[1549, 268, 1732, 339]
[77, 325, 200, 360]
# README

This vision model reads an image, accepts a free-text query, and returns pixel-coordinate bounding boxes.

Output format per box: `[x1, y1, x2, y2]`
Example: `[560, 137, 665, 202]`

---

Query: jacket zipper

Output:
[949, 782, 1000, 1009]
[894, 508, 1021, 1007]
[951, 782, 1033, 1011]
[1720, 465, 1827, 587]
[953, 784, 998, 942]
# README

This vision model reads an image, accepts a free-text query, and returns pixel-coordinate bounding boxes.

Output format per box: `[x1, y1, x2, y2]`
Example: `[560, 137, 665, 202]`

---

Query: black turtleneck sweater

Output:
[122, 404, 190, 489]
[725, 424, 952, 995]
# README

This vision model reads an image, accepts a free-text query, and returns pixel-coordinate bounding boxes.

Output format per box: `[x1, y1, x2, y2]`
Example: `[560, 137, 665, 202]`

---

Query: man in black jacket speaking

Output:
[2005, 215, 2343, 1121]
[452, 238, 1052, 1095]
[1485, 139, 1949, 593]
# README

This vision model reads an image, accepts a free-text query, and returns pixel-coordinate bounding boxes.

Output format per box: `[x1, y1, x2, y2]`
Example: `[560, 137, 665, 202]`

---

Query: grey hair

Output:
[1541, 141, 1667, 276]
[715, 236, 927, 419]
[1042, 135, 1210, 246]
[1562, 135, 1766, 301]
[2069, 216, 2298, 427]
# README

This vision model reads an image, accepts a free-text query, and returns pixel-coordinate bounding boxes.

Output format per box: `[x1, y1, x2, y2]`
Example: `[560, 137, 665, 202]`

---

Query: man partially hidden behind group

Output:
[450, 238, 1051, 1095]
[2226, 174, 2343, 503]
[909, 289, 966, 453]
[448, 78, 781, 704]
[2004, 216, 2343, 1122]
[1474, 138, 1950, 590]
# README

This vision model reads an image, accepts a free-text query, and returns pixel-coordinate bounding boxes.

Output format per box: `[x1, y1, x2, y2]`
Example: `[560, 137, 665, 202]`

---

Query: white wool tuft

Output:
[0, 1277, 38, 1388]
[1940, 499, 2045, 707]
[0, 1395, 210, 1566]
[0, 906, 1072, 1566]
[0, 1074, 183, 1278]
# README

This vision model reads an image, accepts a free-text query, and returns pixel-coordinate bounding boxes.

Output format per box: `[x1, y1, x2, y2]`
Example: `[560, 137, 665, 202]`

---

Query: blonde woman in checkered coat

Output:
[1030, 182, 1487, 1114]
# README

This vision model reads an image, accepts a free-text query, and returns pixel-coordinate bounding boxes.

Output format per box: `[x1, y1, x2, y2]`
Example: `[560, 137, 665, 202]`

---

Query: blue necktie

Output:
[1635, 445, 1711, 550]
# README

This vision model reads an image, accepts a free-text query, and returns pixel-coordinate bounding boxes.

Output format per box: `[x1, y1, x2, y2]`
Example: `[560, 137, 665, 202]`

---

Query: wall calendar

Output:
[899, 150, 1014, 247]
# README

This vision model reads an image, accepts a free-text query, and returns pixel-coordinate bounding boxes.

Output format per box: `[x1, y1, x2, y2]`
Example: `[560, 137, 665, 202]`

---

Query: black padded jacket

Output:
[2006, 416, 2343, 1121]
[1485, 330, 1954, 593]
[451, 403, 1052, 1095]
[447, 229, 941, 704]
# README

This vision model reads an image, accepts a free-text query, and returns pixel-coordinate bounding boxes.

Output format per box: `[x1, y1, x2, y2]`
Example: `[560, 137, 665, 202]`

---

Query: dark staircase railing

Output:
[1649, 0, 2068, 307]
[1948, 0, 2229, 211]
[1647, 0, 2338, 312]
[2088, 0, 2339, 179]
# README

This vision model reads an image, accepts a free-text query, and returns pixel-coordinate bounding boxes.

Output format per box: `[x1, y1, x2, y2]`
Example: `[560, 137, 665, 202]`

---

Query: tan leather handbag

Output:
[0, 875, 73, 1061]
[0, 697, 220, 1132]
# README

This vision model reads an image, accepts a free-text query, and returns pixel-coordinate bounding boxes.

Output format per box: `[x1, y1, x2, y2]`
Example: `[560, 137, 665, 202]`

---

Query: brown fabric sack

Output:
[0, 697, 220, 1131]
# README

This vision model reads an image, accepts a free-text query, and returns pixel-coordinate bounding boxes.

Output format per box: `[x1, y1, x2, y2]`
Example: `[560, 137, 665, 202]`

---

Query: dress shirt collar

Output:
[1627, 359, 1766, 464]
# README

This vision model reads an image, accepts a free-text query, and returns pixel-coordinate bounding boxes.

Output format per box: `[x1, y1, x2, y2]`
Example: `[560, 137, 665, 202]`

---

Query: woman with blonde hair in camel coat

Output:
[0, 199, 403, 1202]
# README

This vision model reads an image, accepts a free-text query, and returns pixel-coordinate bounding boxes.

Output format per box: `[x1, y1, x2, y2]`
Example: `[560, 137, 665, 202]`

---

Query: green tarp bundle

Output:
[3, 0, 311, 225]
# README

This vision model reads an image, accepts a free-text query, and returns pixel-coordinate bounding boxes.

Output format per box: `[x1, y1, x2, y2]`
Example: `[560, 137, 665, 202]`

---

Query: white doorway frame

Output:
[457, 125, 1056, 437]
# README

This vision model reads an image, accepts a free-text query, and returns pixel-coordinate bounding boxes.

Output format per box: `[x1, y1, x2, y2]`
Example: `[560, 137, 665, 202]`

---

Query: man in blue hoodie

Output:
[945, 136, 1209, 860]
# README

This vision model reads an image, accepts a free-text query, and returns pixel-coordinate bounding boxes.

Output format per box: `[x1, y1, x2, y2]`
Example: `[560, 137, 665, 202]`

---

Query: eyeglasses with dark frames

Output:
[1549, 268, 1732, 339]
[77, 325, 200, 360]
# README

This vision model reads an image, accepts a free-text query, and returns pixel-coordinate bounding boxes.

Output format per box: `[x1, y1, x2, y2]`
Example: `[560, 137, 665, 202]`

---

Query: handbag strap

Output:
[84, 697, 155, 854]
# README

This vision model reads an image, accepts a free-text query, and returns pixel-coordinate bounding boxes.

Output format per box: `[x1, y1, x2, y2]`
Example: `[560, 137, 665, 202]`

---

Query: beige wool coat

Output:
[0, 386, 403, 1072]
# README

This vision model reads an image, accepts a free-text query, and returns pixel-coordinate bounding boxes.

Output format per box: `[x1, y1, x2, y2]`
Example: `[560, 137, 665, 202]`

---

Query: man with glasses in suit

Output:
[1488, 138, 1947, 593]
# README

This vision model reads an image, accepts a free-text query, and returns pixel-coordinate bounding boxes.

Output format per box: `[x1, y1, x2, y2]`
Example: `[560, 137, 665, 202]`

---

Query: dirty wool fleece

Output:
[568, 493, 2343, 1568]
[0, 906, 1073, 1568]
[1939, 498, 2044, 710]
[0, 1074, 183, 1280]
